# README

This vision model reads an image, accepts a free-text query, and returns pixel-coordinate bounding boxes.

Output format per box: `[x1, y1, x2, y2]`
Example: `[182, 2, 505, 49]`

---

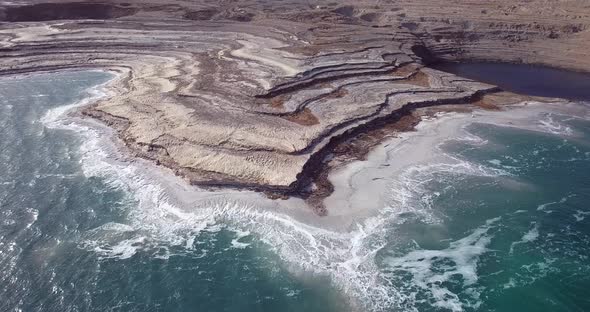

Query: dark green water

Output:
[0, 71, 589, 311]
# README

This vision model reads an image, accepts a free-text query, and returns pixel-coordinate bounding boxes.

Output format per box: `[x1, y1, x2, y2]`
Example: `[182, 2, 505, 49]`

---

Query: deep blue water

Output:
[0, 71, 589, 312]
[433, 62, 590, 101]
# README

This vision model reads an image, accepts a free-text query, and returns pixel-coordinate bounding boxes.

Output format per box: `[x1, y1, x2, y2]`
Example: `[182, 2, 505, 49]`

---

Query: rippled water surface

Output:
[1, 71, 589, 311]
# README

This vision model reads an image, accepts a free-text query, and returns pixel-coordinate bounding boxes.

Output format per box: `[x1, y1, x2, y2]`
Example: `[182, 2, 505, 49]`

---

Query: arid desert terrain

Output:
[1, 0, 589, 213]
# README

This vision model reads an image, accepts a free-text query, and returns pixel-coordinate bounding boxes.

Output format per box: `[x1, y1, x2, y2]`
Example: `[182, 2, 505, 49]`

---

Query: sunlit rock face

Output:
[0, 0, 589, 208]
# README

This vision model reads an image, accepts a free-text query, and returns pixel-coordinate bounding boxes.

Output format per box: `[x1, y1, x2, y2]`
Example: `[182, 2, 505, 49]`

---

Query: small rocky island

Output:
[1, 0, 589, 214]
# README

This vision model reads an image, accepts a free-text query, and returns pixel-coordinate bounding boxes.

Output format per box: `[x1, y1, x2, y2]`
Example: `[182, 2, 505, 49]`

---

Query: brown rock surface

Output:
[0, 0, 588, 211]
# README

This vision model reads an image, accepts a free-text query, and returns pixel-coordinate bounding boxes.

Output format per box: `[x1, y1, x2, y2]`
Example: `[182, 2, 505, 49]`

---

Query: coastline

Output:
[35, 67, 587, 225]
[2, 1, 590, 310]
[3, 0, 589, 207]
[38, 67, 580, 224]
[31, 67, 576, 231]
[322, 99, 589, 221]
[40, 69, 330, 231]
[4, 68, 590, 312]
[29, 69, 590, 311]
[23, 61, 498, 216]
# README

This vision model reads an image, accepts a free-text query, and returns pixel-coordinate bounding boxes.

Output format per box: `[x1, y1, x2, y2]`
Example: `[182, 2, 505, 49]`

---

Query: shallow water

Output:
[433, 62, 590, 101]
[1, 71, 589, 312]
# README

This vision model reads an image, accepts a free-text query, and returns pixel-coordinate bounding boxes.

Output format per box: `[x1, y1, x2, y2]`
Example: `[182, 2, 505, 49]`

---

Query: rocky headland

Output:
[1, 0, 589, 214]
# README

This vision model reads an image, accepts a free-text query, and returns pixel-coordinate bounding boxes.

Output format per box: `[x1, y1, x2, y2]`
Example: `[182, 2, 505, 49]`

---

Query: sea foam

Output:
[382, 218, 500, 312]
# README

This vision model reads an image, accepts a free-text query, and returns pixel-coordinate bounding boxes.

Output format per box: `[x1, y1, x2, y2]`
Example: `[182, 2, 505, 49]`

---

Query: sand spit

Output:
[1, 0, 590, 213]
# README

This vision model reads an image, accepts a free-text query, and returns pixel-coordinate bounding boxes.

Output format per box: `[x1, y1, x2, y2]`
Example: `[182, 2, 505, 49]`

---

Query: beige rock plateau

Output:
[1, 0, 589, 213]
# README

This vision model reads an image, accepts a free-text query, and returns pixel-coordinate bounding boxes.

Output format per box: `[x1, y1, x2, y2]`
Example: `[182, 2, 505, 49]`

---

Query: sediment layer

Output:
[1, 0, 588, 212]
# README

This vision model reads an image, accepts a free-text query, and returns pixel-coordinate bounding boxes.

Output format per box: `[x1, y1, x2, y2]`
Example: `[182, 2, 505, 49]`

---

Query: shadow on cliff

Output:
[0, 2, 137, 22]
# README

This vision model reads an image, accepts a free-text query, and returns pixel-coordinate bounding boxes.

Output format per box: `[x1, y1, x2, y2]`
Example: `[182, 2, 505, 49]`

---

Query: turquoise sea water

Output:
[0, 71, 589, 311]
[378, 118, 590, 311]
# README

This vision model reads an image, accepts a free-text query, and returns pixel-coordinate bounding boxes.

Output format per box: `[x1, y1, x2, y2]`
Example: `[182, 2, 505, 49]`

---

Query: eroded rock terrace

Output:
[1, 0, 589, 211]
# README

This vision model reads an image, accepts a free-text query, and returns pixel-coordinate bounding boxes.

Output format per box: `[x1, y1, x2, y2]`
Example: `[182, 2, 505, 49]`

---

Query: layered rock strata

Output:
[0, 0, 589, 213]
